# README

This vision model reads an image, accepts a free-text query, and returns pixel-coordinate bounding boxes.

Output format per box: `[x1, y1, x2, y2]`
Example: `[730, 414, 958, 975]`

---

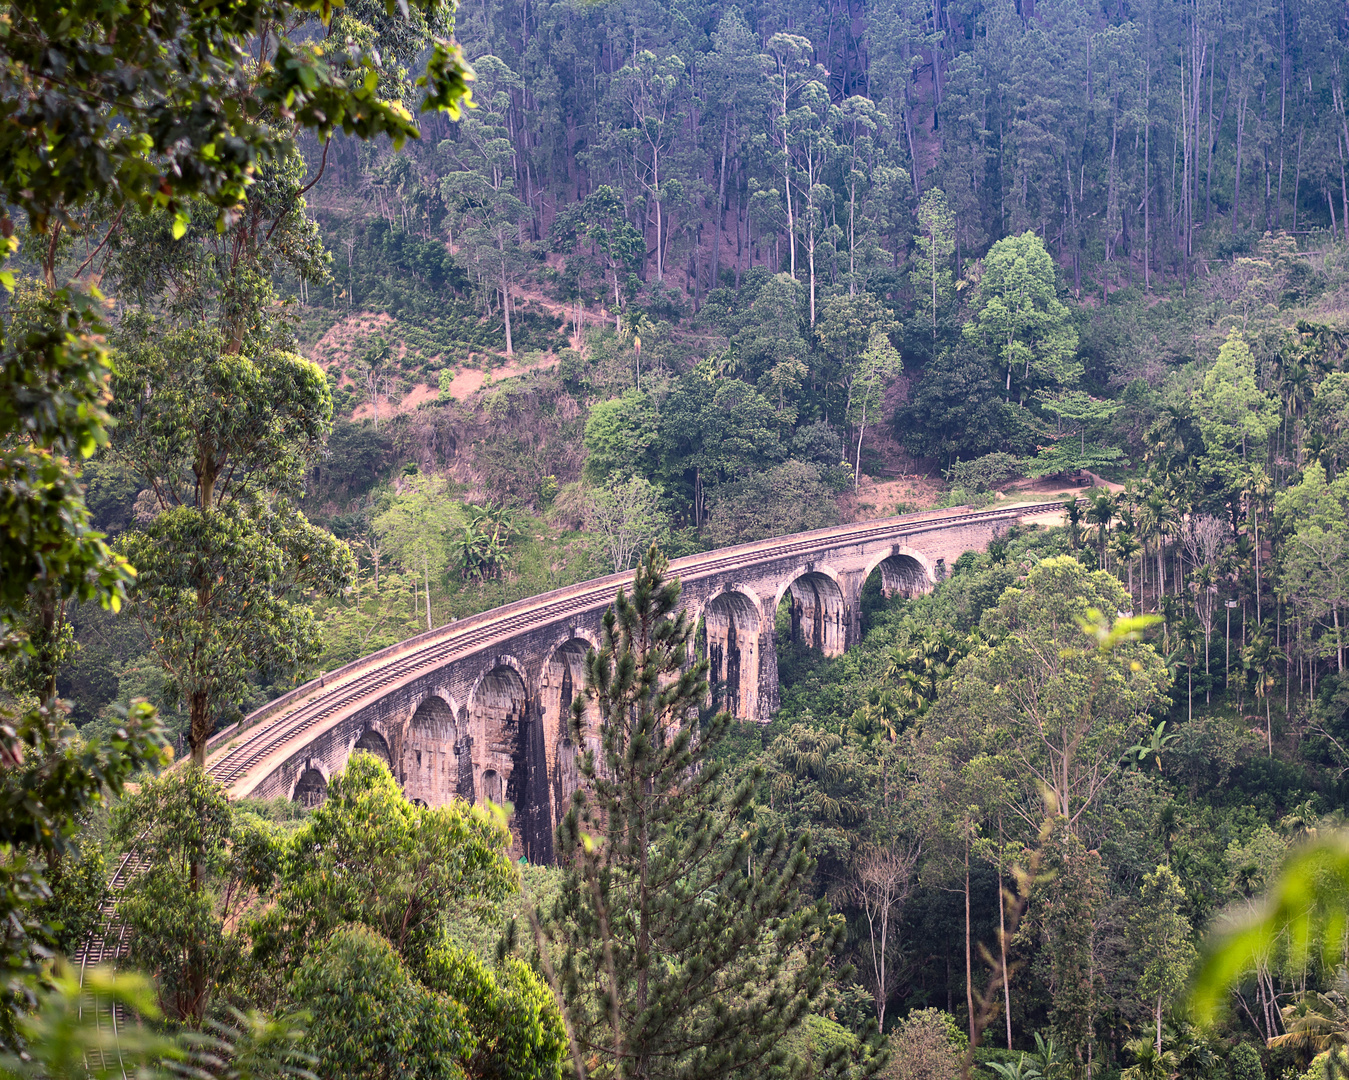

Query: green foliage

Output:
[1129, 864, 1197, 1049]
[0, 282, 135, 629]
[374, 474, 463, 625]
[582, 391, 658, 484]
[548, 547, 874, 1080]
[706, 460, 840, 546]
[1193, 832, 1349, 1022]
[930, 556, 1169, 827]
[884, 1009, 964, 1080]
[1228, 1042, 1264, 1080]
[945, 454, 1022, 494]
[0, 962, 176, 1080]
[964, 233, 1080, 403]
[420, 945, 567, 1080]
[586, 476, 669, 573]
[255, 752, 514, 971]
[911, 190, 957, 348]
[289, 924, 467, 1080]
[111, 766, 282, 1024]
[0, 0, 470, 247]
[111, 320, 357, 760]
[1196, 331, 1279, 481]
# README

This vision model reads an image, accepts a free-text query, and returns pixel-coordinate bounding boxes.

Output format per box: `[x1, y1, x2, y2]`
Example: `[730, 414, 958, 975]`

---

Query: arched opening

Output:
[703, 591, 762, 721]
[875, 553, 931, 597]
[292, 767, 327, 808]
[858, 554, 933, 635]
[469, 666, 527, 807]
[540, 639, 599, 826]
[469, 664, 549, 863]
[782, 572, 847, 656]
[402, 695, 470, 807]
[353, 727, 392, 766]
[775, 572, 847, 691]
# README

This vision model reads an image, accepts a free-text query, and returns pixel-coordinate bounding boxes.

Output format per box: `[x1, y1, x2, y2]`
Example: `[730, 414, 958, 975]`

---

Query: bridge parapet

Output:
[204, 501, 1064, 862]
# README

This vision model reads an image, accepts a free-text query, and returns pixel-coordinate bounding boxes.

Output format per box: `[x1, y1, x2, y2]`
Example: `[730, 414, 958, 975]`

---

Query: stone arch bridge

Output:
[204, 502, 1063, 862]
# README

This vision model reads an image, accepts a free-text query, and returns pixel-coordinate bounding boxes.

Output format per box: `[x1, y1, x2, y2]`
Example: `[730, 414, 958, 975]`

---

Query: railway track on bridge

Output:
[204, 501, 1063, 795]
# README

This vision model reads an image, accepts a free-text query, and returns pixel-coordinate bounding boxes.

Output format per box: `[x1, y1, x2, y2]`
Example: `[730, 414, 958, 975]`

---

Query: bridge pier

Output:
[205, 503, 1062, 865]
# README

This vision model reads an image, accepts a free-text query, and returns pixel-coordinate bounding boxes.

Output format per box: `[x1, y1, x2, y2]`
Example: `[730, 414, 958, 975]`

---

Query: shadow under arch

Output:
[776, 569, 848, 658]
[292, 765, 328, 808]
[468, 663, 550, 863]
[353, 726, 393, 766]
[866, 551, 934, 599]
[702, 589, 763, 720]
[540, 638, 600, 827]
[402, 694, 471, 807]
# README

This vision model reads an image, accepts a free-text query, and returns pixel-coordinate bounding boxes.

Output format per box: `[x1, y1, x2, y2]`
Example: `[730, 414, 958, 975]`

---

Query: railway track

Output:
[204, 500, 1063, 795]
[71, 499, 1065, 1076]
[75, 845, 149, 1074]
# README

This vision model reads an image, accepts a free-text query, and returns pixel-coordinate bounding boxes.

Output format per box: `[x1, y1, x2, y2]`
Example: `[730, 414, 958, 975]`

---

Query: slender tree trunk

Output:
[713, 114, 729, 292]
[424, 557, 433, 631]
[999, 819, 1012, 1050]
[1234, 87, 1249, 233]
[1144, 54, 1151, 293]
[965, 831, 975, 1042]
[190, 690, 210, 767]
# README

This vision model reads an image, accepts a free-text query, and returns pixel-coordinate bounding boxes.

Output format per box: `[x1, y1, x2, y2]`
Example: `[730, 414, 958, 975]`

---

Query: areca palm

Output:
[1086, 489, 1116, 569]
[1138, 488, 1178, 610]
[1121, 1036, 1179, 1080]
[1270, 974, 1349, 1073]
[1173, 615, 1203, 720]
[1061, 494, 1084, 550]
[1242, 623, 1286, 756]
[1282, 360, 1313, 466]
[1112, 507, 1142, 608]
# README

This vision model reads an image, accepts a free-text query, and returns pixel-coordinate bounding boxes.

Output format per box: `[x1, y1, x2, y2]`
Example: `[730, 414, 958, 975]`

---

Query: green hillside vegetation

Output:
[8, 0, 1349, 1076]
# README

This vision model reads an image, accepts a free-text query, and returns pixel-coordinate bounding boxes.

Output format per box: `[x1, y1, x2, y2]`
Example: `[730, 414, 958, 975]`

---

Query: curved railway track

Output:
[74, 845, 149, 1072]
[204, 500, 1063, 794]
[74, 499, 1065, 1077]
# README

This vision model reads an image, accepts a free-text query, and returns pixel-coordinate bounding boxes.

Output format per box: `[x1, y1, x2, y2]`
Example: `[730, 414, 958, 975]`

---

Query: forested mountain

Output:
[307, 0, 1349, 314]
[8, 0, 1349, 1077]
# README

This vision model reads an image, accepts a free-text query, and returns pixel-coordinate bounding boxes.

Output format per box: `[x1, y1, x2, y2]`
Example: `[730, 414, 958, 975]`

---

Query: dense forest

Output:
[6, 0, 1349, 1077]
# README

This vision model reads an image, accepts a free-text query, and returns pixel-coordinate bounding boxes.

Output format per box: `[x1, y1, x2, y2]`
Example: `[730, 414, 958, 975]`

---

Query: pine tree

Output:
[546, 545, 869, 1080]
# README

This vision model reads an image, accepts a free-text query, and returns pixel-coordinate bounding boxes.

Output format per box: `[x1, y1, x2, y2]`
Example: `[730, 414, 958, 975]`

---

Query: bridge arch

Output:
[699, 585, 765, 720]
[292, 759, 330, 807]
[539, 635, 601, 825]
[863, 547, 935, 599]
[467, 660, 529, 806]
[773, 567, 848, 657]
[467, 658, 553, 862]
[353, 725, 394, 766]
[402, 693, 470, 807]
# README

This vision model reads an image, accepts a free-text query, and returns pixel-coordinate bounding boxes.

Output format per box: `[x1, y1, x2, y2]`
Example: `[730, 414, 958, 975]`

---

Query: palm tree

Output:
[1061, 494, 1084, 550]
[1281, 359, 1312, 467]
[1173, 616, 1203, 720]
[1112, 510, 1142, 609]
[1245, 466, 1274, 623]
[1242, 623, 1286, 756]
[1121, 1036, 1180, 1080]
[1270, 972, 1349, 1077]
[1139, 487, 1178, 610]
[1086, 489, 1116, 569]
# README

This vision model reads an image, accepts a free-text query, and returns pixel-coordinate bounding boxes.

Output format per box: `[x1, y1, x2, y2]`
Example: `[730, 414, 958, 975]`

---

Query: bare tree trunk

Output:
[965, 831, 975, 1042]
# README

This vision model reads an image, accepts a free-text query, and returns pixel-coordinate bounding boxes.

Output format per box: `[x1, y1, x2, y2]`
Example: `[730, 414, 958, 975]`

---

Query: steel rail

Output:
[204, 501, 1063, 794]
